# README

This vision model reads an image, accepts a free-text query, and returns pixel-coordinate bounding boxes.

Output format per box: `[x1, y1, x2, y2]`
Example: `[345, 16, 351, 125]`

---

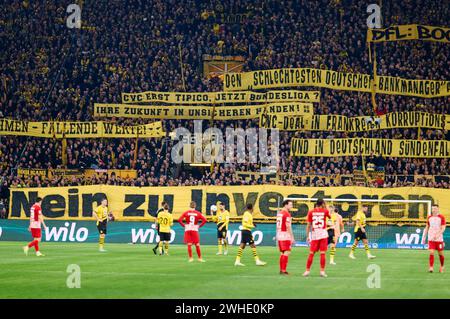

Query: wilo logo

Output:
[337, 232, 352, 244]
[395, 228, 422, 245]
[131, 225, 176, 244]
[45, 222, 89, 242]
[227, 228, 263, 245]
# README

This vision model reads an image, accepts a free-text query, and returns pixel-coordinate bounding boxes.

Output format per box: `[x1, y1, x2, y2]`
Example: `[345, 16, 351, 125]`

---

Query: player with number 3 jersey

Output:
[303, 199, 331, 277]
[178, 201, 207, 262]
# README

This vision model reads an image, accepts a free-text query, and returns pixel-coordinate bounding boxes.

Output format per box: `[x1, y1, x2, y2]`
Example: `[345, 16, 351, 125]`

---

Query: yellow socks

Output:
[236, 247, 243, 261]
[364, 244, 371, 255]
[330, 246, 336, 262]
[218, 240, 223, 254]
[251, 247, 259, 261]
[164, 242, 169, 254]
[99, 236, 105, 249]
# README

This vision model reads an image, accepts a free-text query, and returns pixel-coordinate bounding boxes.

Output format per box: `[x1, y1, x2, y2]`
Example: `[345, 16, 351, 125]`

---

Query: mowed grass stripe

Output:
[0, 242, 448, 299]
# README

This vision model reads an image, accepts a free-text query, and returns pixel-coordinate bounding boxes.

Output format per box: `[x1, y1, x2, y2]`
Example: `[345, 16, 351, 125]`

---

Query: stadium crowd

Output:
[0, 0, 449, 215]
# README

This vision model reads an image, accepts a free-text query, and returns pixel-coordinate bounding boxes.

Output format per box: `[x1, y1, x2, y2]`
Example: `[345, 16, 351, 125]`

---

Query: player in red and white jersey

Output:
[178, 201, 207, 262]
[422, 204, 446, 273]
[277, 199, 294, 275]
[23, 197, 47, 257]
[303, 198, 331, 277]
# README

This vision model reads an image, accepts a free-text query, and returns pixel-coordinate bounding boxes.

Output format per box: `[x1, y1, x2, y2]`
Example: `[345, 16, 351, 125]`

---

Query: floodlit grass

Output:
[0, 242, 448, 298]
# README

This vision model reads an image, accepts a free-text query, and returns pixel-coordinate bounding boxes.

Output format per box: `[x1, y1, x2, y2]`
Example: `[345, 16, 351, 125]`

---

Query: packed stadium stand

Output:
[0, 0, 449, 218]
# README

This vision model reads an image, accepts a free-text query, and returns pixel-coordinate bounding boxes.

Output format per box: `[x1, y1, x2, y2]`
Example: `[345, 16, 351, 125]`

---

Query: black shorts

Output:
[327, 229, 335, 244]
[159, 232, 171, 241]
[97, 220, 107, 235]
[355, 229, 367, 241]
[217, 224, 227, 239]
[240, 230, 254, 245]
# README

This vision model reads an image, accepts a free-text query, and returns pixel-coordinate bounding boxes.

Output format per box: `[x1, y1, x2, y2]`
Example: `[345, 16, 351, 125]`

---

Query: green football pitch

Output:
[0, 242, 448, 299]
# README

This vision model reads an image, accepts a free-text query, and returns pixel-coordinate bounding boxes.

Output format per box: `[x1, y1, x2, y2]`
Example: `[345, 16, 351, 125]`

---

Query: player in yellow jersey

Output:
[152, 201, 167, 255]
[93, 197, 112, 252]
[215, 202, 230, 255]
[349, 205, 376, 259]
[234, 204, 266, 266]
[327, 206, 344, 265]
[156, 203, 173, 255]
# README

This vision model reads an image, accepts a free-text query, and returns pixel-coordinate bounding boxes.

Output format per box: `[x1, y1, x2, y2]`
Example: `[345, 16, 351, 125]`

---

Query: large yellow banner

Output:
[224, 68, 371, 92]
[260, 111, 450, 131]
[8, 185, 448, 221]
[17, 168, 137, 179]
[223, 68, 450, 98]
[290, 138, 450, 158]
[122, 90, 320, 104]
[367, 25, 450, 43]
[94, 102, 313, 120]
[376, 76, 449, 97]
[0, 119, 164, 138]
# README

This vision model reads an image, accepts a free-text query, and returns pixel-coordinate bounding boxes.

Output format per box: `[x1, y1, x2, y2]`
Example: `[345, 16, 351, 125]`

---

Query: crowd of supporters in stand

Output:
[0, 0, 449, 213]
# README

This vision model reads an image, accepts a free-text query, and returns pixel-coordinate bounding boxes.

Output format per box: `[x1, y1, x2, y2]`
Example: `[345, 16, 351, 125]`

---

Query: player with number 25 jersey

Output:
[304, 199, 331, 278]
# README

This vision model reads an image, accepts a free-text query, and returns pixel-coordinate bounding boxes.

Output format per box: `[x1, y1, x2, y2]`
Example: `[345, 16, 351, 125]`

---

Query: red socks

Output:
[187, 245, 193, 258]
[320, 253, 326, 270]
[306, 252, 326, 271]
[429, 254, 445, 268]
[306, 253, 314, 271]
[280, 255, 289, 272]
[28, 240, 39, 251]
[195, 245, 202, 258]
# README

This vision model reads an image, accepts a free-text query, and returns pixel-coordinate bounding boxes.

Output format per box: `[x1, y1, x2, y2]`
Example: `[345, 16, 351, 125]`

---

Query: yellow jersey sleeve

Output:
[223, 211, 230, 228]
[95, 206, 107, 221]
[242, 211, 254, 230]
[327, 213, 337, 230]
[217, 210, 230, 229]
[157, 211, 172, 233]
[354, 211, 366, 232]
